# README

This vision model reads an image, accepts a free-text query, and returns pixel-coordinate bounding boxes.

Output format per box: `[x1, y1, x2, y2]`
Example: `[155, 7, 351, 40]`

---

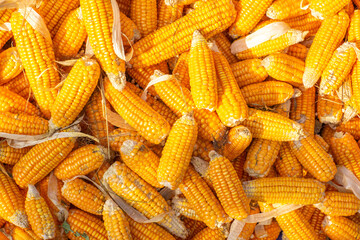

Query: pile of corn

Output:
[0, 0, 360, 239]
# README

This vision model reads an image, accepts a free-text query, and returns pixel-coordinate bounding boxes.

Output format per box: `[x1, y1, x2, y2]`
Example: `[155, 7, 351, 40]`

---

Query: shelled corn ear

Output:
[308, 0, 351, 20]
[275, 143, 303, 178]
[157, 112, 198, 189]
[315, 191, 360, 216]
[0, 47, 23, 85]
[80, 0, 126, 91]
[130, 0, 157, 36]
[50, 57, 100, 129]
[303, 10, 350, 89]
[0, 9, 14, 49]
[230, 59, 268, 88]
[243, 177, 326, 204]
[0, 87, 40, 116]
[65, 209, 107, 240]
[120, 140, 162, 188]
[322, 216, 360, 240]
[2, 73, 32, 100]
[213, 45, 248, 126]
[223, 125, 252, 161]
[266, 0, 309, 20]
[191, 227, 225, 240]
[130, 0, 237, 67]
[172, 196, 201, 221]
[10, 11, 61, 119]
[0, 112, 49, 135]
[212, 33, 238, 64]
[317, 94, 343, 125]
[103, 199, 132, 240]
[348, 10, 360, 48]
[158, 0, 183, 28]
[286, 43, 308, 60]
[25, 185, 55, 239]
[104, 77, 170, 144]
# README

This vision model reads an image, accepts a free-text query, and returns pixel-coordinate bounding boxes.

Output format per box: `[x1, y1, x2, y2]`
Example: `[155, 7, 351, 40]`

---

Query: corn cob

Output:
[172, 196, 201, 221]
[53, 8, 87, 60]
[261, 53, 305, 88]
[0, 9, 14, 49]
[88, 161, 111, 185]
[319, 42, 357, 96]
[109, 128, 151, 152]
[54, 144, 106, 180]
[315, 191, 360, 216]
[180, 217, 206, 240]
[25, 185, 55, 239]
[10, 226, 42, 240]
[80, 0, 126, 91]
[126, 215, 177, 240]
[172, 52, 190, 89]
[65, 208, 107, 240]
[235, 29, 308, 60]
[104, 77, 170, 144]
[120, 140, 162, 188]
[223, 125, 252, 161]
[309, 0, 351, 20]
[189, 30, 218, 111]
[244, 177, 325, 204]
[236, 205, 260, 240]
[266, 0, 309, 20]
[300, 205, 317, 222]
[241, 81, 295, 107]
[191, 227, 225, 240]
[0, 141, 30, 165]
[242, 108, 304, 141]
[348, 212, 360, 225]
[2, 73, 32, 100]
[117, 0, 131, 16]
[317, 94, 343, 125]
[250, 221, 282, 240]
[13, 132, 76, 188]
[103, 162, 187, 238]
[0, 48, 23, 85]
[290, 87, 316, 135]
[309, 208, 327, 240]
[275, 143, 303, 178]
[213, 45, 248, 126]
[349, 60, 360, 115]
[284, 13, 322, 36]
[179, 166, 230, 228]
[348, 10, 360, 48]
[212, 33, 238, 64]
[303, 10, 350, 89]
[322, 216, 360, 240]
[336, 118, 360, 140]
[158, 0, 183, 28]
[50, 57, 100, 129]
[158, 112, 197, 189]
[130, 0, 236, 67]
[232, 152, 247, 180]
[289, 135, 337, 182]
[192, 138, 214, 162]
[286, 43, 308, 60]
[130, 0, 157, 36]
[330, 132, 360, 181]
[0, 112, 48, 135]
[10, 11, 61, 119]
[230, 59, 268, 88]
[229, 0, 273, 38]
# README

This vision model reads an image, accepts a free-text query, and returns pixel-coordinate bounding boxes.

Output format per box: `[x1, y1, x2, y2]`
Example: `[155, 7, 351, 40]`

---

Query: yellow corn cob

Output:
[212, 33, 237, 64]
[130, 0, 236, 67]
[10, 11, 61, 119]
[208, 151, 250, 220]
[13, 133, 76, 188]
[230, 59, 268, 88]
[191, 227, 225, 240]
[0, 112, 48, 135]
[172, 196, 202, 221]
[231, 152, 246, 180]
[0, 48, 23, 85]
[104, 77, 170, 144]
[50, 57, 100, 129]
[25, 185, 55, 239]
[348, 10, 360, 48]
[126, 215, 177, 240]
[286, 43, 308, 60]
[88, 161, 111, 185]
[10, 226, 42, 240]
[109, 128, 151, 152]
[65, 208, 107, 240]
[314, 134, 330, 152]
[235, 29, 308, 60]
[261, 53, 305, 88]
[300, 205, 317, 222]
[349, 60, 360, 115]
[290, 87, 316, 135]
[54, 144, 106, 180]
[103, 162, 187, 238]
[0, 141, 30, 165]
[120, 11, 142, 46]
[309, 0, 351, 19]
[284, 13, 322, 36]
[244, 139, 282, 178]
[53, 8, 87, 60]
[0, 9, 14, 49]
[179, 166, 230, 228]
[181, 217, 207, 240]
[192, 138, 214, 162]
[157, 112, 197, 189]
[330, 132, 360, 181]
[0, 87, 40, 116]
[81, 0, 126, 91]
[117, 0, 131, 16]
[242, 108, 305, 141]
[336, 118, 360, 140]
[235, 205, 259, 240]
[289, 135, 337, 182]
[102, 199, 132, 240]
[303, 10, 350, 88]
[243, 177, 325, 204]
[172, 52, 191, 89]
[317, 94, 343, 125]
[275, 143, 303, 178]
[315, 191, 360, 216]
[320, 42, 357, 96]
[158, 0, 183, 28]
[322, 216, 360, 240]
[120, 140, 162, 188]
[266, 0, 309, 20]
[348, 212, 360, 225]
[309, 208, 327, 240]
[223, 125, 252, 161]
[250, 221, 282, 240]
[241, 81, 295, 107]
[213, 46, 248, 126]
[2, 73, 32, 100]
[229, 0, 273, 38]
[189, 31, 218, 111]
[0, 170, 28, 228]
[130, 0, 157, 36]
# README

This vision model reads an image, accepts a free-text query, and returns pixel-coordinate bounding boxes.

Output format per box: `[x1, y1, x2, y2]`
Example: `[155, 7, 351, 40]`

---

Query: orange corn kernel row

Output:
[0, 141, 30, 165]
[230, 59, 268, 88]
[0, 47, 23, 85]
[2, 73, 32, 101]
[103, 199, 132, 240]
[223, 125, 252, 161]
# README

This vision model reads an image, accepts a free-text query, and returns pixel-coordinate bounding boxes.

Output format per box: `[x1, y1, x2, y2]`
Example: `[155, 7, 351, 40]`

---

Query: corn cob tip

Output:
[292, 88, 302, 98]
[103, 199, 118, 214]
[322, 215, 331, 228]
[10, 210, 29, 229]
[342, 106, 358, 123]
[164, 0, 178, 6]
[333, 131, 345, 138]
[26, 184, 40, 198]
[102, 162, 119, 188]
[265, 7, 278, 20]
[107, 73, 127, 92]
[292, 122, 305, 139]
[233, 126, 251, 138]
[303, 67, 318, 89]
[150, 70, 167, 80]
[191, 156, 209, 176]
[261, 56, 271, 69]
[120, 139, 138, 156]
[208, 150, 222, 161]
[209, 40, 220, 52]
[133, 29, 141, 41]
[191, 30, 206, 47]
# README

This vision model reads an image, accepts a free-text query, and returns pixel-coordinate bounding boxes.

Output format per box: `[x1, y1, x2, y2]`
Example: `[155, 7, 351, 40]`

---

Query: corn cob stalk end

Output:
[108, 72, 126, 92]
